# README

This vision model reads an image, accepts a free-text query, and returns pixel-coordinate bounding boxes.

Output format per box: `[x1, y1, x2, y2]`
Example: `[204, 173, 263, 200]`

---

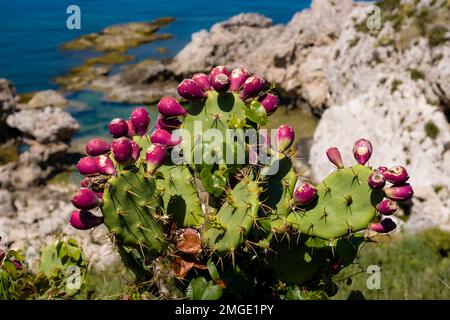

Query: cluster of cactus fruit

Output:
[70, 65, 414, 299]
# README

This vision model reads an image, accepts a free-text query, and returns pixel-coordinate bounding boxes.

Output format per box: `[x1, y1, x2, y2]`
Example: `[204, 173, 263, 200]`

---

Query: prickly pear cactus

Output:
[70, 66, 414, 299]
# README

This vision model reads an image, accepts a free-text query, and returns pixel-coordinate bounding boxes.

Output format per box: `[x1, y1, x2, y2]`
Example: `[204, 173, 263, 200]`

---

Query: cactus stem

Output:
[117, 209, 128, 216]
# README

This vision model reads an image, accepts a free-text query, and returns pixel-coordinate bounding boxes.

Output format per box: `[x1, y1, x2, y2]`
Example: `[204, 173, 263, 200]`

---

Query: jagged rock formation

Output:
[0, 80, 117, 269]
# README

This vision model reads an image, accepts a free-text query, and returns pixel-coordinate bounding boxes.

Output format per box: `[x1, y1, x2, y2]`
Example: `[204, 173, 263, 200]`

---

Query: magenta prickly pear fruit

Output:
[150, 128, 181, 147]
[155, 114, 182, 131]
[0, 249, 5, 262]
[377, 198, 398, 216]
[377, 166, 388, 174]
[157, 97, 187, 118]
[71, 187, 101, 210]
[211, 73, 231, 93]
[192, 73, 211, 91]
[326, 147, 344, 169]
[353, 138, 373, 165]
[85, 138, 110, 156]
[274, 124, 295, 153]
[293, 182, 318, 205]
[130, 140, 140, 161]
[178, 79, 207, 100]
[369, 218, 397, 233]
[259, 93, 279, 114]
[208, 65, 230, 83]
[111, 137, 133, 164]
[130, 107, 151, 136]
[229, 67, 250, 91]
[108, 118, 128, 138]
[383, 166, 409, 184]
[146, 144, 167, 174]
[12, 260, 23, 270]
[80, 178, 87, 188]
[126, 119, 136, 137]
[70, 210, 103, 230]
[368, 171, 386, 189]
[384, 184, 414, 201]
[96, 155, 116, 175]
[77, 157, 98, 176]
[240, 75, 265, 100]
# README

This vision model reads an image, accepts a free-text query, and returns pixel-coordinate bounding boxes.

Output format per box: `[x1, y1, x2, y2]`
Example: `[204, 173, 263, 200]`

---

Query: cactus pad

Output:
[287, 165, 384, 240]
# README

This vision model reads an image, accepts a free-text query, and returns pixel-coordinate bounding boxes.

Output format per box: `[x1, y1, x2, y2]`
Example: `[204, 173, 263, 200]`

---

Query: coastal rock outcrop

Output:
[0, 79, 117, 269]
[7, 107, 79, 144]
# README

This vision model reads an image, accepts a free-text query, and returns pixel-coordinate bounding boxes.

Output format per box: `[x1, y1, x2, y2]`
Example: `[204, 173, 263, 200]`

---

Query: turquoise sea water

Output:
[0, 0, 311, 139]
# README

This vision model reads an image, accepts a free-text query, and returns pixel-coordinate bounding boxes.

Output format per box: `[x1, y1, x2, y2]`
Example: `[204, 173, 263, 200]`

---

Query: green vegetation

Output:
[349, 37, 360, 48]
[334, 229, 450, 300]
[409, 68, 425, 81]
[425, 120, 440, 139]
[0, 141, 19, 165]
[391, 79, 402, 93]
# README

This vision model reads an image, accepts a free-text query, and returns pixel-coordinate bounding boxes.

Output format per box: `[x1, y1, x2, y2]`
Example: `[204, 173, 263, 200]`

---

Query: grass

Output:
[424, 121, 439, 139]
[333, 229, 450, 300]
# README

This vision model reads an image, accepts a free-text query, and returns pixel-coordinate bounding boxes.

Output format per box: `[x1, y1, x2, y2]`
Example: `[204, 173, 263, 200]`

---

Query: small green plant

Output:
[425, 121, 439, 139]
[391, 79, 402, 93]
[0, 239, 87, 300]
[409, 68, 425, 81]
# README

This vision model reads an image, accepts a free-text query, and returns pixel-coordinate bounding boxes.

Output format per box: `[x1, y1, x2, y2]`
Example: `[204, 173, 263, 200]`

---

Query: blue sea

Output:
[0, 0, 311, 139]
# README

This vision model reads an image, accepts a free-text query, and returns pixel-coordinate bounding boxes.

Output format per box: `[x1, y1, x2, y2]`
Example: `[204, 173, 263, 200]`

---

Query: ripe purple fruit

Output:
[146, 144, 167, 174]
[130, 140, 140, 161]
[178, 79, 207, 100]
[130, 107, 151, 136]
[369, 218, 397, 233]
[70, 210, 103, 230]
[208, 66, 230, 83]
[126, 119, 136, 137]
[96, 155, 116, 175]
[377, 198, 398, 215]
[326, 147, 344, 169]
[108, 118, 128, 138]
[240, 75, 265, 100]
[293, 182, 318, 205]
[155, 115, 182, 131]
[259, 93, 279, 114]
[0, 249, 5, 262]
[383, 166, 409, 184]
[211, 73, 230, 93]
[111, 137, 133, 164]
[12, 260, 23, 270]
[71, 187, 101, 210]
[77, 157, 98, 176]
[274, 124, 295, 153]
[229, 67, 250, 91]
[192, 73, 211, 91]
[157, 97, 187, 118]
[353, 138, 373, 165]
[384, 184, 414, 201]
[85, 138, 110, 156]
[368, 171, 386, 189]
[150, 128, 181, 147]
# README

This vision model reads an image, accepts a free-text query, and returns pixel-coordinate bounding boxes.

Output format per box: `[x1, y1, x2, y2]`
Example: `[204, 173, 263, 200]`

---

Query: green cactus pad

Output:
[203, 176, 260, 254]
[287, 165, 384, 240]
[260, 154, 298, 233]
[156, 163, 204, 228]
[268, 239, 327, 285]
[179, 91, 248, 167]
[102, 169, 166, 255]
